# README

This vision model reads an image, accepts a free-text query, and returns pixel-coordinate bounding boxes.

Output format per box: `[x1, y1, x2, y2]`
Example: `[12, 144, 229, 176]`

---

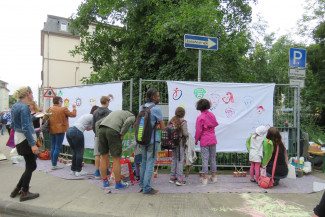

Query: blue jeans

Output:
[66, 127, 84, 172]
[140, 142, 159, 193]
[50, 133, 65, 166]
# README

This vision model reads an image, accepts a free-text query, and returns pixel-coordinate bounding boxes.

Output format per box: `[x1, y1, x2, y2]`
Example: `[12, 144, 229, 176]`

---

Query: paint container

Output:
[242, 171, 247, 177]
[233, 172, 238, 177]
[154, 172, 158, 178]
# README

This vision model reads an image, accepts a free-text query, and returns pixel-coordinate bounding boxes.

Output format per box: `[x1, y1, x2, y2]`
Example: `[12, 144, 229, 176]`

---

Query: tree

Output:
[70, 0, 256, 84]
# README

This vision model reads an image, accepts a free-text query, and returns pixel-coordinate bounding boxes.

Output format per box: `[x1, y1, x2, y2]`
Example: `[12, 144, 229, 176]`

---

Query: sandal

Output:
[250, 179, 256, 182]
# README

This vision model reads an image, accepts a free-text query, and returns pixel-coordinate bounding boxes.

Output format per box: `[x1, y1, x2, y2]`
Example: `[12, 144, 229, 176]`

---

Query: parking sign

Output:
[289, 48, 306, 68]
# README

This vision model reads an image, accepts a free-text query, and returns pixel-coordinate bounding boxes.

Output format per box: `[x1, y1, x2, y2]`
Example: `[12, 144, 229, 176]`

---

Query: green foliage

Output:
[70, 0, 256, 84]
[9, 96, 17, 107]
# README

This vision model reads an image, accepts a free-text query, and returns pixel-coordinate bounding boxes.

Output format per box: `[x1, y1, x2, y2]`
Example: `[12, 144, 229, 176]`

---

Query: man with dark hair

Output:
[139, 88, 165, 194]
[92, 96, 112, 179]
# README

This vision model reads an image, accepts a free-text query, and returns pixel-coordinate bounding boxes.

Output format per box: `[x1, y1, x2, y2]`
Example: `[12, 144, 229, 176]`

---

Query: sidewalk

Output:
[0, 133, 323, 217]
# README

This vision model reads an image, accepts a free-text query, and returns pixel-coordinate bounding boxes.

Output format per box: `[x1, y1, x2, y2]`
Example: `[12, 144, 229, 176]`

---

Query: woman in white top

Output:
[66, 106, 98, 177]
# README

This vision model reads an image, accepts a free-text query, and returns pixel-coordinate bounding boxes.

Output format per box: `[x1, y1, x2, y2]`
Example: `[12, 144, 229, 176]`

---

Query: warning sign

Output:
[43, 87, 56, 98]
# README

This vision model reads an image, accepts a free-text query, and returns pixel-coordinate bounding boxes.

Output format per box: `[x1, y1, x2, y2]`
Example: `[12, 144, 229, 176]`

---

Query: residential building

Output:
[0, 80, 9, 111]
[40, 15, 95, 108]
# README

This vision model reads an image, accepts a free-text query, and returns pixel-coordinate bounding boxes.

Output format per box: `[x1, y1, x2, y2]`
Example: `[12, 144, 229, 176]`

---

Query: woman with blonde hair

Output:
[10, 86, 40, 202]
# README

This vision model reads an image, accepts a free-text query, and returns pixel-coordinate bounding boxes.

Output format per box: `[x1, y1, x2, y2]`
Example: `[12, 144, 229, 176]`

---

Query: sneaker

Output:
[70, 171, 76, 175]
[51, 165, 64, 170]
[103, 180, 109, 188]
[143, 188, 159, 195]
[169, 177, 177, 184]
[20, 191, 40, 202]
[210, 176, 217, 183]
[115, 182, 129, 190]
[10, 187, 21, 198]
[94, 170, 101, 179]
[201, 178, 208, 186]
[75, 170, 88, 177]
[176, 179, 186, 186]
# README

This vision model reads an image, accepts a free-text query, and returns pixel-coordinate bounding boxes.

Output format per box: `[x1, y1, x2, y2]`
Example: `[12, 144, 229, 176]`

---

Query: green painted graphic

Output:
[194, 88, 206, 99]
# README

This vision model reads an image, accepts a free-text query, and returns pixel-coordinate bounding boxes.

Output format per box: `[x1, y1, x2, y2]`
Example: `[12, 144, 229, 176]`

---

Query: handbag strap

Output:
[271, 145, 279, 179]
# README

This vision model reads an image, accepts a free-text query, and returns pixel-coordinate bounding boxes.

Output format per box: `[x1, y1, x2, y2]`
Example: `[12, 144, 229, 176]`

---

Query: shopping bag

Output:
[110, 158, 134, 182]
[6, 129, 15, 148]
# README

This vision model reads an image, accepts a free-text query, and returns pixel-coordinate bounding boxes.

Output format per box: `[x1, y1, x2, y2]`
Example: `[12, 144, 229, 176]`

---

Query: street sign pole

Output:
[289, 47, 306, 162]
[184, 34, 218, 82]
[198, 50, 202, 82]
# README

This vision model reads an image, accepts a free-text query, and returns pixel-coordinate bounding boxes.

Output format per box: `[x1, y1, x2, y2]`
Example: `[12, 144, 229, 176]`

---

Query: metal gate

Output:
[139, 79, 301, 167]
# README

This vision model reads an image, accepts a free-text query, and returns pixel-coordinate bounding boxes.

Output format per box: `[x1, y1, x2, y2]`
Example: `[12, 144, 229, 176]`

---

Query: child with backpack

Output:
[246, 125, 267, 182]
[166, 107, 189, 186]
[195, 99, 219, 185]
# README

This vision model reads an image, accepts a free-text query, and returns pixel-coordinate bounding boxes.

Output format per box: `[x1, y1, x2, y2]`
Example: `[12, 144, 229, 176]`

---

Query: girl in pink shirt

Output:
[195, 99, 219, 185]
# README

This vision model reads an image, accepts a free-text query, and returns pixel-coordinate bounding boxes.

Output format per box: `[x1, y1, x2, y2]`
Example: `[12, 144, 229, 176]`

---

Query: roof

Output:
[0, 80, 9, 91]
[42, 15, 76, 36]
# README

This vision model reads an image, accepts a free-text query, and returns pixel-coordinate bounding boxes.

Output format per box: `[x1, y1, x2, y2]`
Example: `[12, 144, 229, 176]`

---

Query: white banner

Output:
[167, 81, 275, 152]
[56, 82, 123, 149]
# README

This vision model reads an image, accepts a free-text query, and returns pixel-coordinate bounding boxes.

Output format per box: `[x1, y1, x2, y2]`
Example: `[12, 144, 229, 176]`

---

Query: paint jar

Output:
[153, 172, 158, 178]
[233, 172, 238, 177]
[242, 171, 247, 177]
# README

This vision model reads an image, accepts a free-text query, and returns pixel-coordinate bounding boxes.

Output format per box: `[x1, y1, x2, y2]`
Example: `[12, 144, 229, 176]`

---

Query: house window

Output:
[60, 23, 67, 31]
[92, 27, 96, 35]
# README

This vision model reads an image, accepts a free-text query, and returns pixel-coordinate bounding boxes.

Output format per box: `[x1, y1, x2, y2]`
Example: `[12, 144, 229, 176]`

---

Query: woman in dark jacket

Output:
[266, 127, 288, 186]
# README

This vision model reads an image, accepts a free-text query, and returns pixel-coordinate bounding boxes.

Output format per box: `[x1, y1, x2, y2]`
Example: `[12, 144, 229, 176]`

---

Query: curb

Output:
[0, 199, 115, 217]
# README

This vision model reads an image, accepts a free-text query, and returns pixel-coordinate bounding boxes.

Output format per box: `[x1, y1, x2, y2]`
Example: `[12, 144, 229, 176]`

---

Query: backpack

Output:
[161, 121, 182, 150]
[134, 104, 156, 146]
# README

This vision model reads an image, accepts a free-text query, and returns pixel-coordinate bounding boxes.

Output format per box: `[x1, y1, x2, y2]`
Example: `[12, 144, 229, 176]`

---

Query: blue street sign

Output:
[289, 48, 306, 68]
[184, 34, 218, 51]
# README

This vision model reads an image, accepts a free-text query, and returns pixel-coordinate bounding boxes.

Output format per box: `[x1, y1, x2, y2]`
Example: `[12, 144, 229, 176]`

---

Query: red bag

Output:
[39, 149, 51, 160]
[258, 146, 279, 189]
[258, 176, 274, 189]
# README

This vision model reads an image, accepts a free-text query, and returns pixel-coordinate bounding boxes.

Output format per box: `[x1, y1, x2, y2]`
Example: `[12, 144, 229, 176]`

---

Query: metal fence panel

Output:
[38, 80, 133, 159]
[139, 80, 300, 167]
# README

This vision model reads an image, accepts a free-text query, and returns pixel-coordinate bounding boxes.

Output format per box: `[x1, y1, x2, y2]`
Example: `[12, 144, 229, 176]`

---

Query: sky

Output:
[0, 0, 309, 101]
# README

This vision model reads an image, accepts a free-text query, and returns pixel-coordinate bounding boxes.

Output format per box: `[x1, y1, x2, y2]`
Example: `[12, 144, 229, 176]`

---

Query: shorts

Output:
[93, 137, 100, 156]
[98, 126, 122, 157]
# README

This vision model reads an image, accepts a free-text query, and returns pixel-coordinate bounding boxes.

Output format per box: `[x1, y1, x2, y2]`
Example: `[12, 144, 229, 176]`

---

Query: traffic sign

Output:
[184, 34, 218, 50]
[290, 79, 305, 88]
[289, 48, 306, 68]
[43, 87, 56, 98]
[288, 68, 306, 78]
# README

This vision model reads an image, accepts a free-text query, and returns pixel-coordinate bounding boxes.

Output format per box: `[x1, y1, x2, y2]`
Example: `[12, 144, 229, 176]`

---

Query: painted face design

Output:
[257, 106, 265, 114]
[225, 107, 235, 118]
[222, 92, 234, 104]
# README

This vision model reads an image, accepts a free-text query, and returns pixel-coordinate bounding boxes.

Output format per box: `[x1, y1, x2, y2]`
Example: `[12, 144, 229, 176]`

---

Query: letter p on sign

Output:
[289, 48, 306, 68]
